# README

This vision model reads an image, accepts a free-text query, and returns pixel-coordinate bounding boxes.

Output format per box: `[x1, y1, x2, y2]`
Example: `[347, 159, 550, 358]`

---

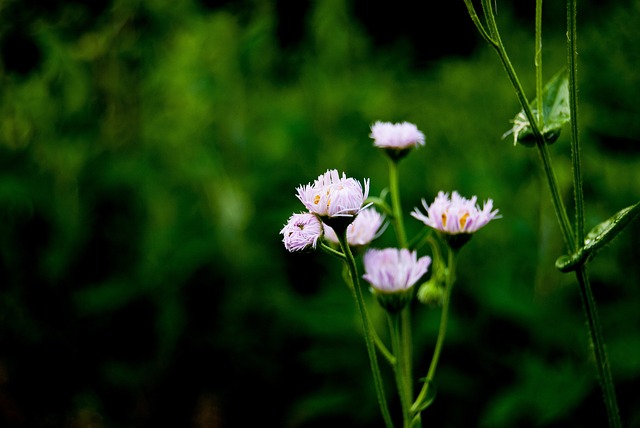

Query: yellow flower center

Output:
[459, 212, 469, 229]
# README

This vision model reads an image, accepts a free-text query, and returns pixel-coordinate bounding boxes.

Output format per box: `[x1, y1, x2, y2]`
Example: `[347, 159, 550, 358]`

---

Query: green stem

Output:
[401, 307, 414, 409]
[373, 320, 397, 366]
[566, 2, 620, 426]
[388, 158, 408, 248]
[387, 157, 414, 405]
[389, 312, 411, 427]
[476, 0, 577, 252]
[567, 0, 584, 246]
[338, 230, 394, 428]
[462, 0, 496, 45]
[575, 266, 621, 427]
[320, 242, 346, 260]
[411, 247, 457, 415]
[535, 0, 544, 127]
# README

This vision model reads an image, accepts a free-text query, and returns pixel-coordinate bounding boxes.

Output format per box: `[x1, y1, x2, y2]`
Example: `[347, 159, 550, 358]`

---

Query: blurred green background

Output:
[1, 0, 639, 427]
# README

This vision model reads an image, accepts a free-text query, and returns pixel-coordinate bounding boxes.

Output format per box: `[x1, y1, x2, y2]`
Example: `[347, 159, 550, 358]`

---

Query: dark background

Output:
[1, 0, 639, 427]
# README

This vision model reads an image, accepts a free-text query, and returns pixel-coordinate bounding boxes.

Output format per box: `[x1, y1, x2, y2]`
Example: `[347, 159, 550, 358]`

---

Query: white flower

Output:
[296, 169, 370, 219]
[411, 191, 500, 235]
[363, 248, 431, 293]
[370, 121, 425, 150]
[280, 212, 323, 252]
[324, 208, 386, 247]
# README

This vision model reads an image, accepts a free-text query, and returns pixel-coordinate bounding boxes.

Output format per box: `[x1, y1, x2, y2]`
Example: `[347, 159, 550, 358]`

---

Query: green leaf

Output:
[556, 201, 640, 272]
[504, 69, 570, 147]
[411, 379, 437, 414]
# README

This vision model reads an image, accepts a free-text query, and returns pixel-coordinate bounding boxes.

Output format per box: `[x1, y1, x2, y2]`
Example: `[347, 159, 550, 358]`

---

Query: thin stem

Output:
[477, 0, 576, 251]
[341, 259, 396, 365]
[388, 158, 408, 248]
[567, 0, 584, 246]
[566, 3, 619, 424]
[536, 143, 576, 251]
[401, 307, 414, 409]
[535, 0, 544, 127]
[338, 230, 395, 428]
[426, 248, 455, 382]
[373, 321, 397, 366]
[389, 312, 411, 427]
[411, 247, 457, 415]
[462, 0, 496, 45]
[575, 266, 621, 427]
[387, 157, 414, 405]
[320, 242, 346, 260]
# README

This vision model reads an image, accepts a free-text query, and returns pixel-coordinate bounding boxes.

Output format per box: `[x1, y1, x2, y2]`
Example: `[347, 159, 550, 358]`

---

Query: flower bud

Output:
[280, 213, 323, 252]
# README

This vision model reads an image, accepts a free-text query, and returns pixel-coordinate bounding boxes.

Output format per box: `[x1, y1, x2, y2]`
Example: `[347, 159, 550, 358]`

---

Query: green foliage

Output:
[0, 0, 638, 427]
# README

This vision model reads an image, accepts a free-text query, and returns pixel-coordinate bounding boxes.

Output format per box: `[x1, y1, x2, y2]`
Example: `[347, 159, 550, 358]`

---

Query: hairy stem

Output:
[575, 266, 621, 427]
[338, 230, 394, 428]
[411, 247, 457, 416]
[390, 312, 411, 427]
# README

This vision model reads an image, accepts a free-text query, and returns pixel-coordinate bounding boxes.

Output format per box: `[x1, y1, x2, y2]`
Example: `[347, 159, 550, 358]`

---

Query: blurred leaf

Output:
[556, 200, 640, 272]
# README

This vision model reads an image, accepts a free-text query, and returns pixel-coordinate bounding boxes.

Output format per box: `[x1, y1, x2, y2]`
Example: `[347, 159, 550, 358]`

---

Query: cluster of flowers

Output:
[280, 121, 500, 309]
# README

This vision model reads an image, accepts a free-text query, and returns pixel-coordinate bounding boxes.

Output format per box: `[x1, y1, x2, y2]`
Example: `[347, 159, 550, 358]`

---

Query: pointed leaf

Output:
[411, 379, 437, 413]
[556, 201, 640, 272]
[504, 69, 570, 147]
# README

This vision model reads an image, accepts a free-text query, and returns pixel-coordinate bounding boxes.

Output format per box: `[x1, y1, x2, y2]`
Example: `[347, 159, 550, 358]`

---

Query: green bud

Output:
[416, 280, 445, 306]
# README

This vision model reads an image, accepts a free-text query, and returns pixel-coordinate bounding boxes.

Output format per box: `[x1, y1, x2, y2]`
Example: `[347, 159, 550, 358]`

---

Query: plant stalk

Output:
[338, 230, 394, 428]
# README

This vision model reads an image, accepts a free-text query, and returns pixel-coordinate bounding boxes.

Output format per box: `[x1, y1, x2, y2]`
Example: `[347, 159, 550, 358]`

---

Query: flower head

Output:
[411, 191, 500, 247]
[324, 208, 386, 248]
[280, 212, 323, 252]
[296, 169, 370, 221]
[370, 121, 425, 159]
[363, 248, 432, 312]
[363, 248, 431, 292]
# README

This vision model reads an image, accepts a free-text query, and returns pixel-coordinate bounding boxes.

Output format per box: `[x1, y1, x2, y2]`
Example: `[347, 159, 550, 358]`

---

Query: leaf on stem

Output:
[556, 201, 640, 272]
[411, 379, 437, 414]
[366, 188, 393, 217]
[503, 69, 570, 147]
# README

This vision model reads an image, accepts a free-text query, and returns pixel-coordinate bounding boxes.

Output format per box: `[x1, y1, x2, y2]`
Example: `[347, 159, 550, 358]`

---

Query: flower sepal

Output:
[323, 215, 357, 237]
[439, 231, 472, 252]
[371, 286, 415, 313]
[383, 147, 413, 162]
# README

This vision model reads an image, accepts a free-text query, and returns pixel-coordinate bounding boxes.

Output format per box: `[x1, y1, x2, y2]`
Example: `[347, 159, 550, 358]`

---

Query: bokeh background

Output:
[1, 0, 639, 427]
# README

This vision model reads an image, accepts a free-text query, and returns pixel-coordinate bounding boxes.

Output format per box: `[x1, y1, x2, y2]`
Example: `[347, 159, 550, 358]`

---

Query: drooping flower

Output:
[280, 212, 323, 252]
[296, 169, 370, 230]
[363, 248, 432, 312]
[411, 191, 500, 249]
[369, 121, 425, 160]
[324, 208, 386, 248]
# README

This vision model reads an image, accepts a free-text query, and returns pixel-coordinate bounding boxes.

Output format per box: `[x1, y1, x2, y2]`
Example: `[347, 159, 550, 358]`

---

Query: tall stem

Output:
[567, 0, 584, 246]
[478, 0, 576, 252]
[426, 248, 455, 382]
[411, 247, 457, 415]
[388, 158, 408, 248]
[338, 230, 395, 428]
[535, 0, 544, 127]
[389, 312, 411, 427]
[567, 1, 620, 425]
[388, 158, 414, 401]
[575, 266, 621, 427]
